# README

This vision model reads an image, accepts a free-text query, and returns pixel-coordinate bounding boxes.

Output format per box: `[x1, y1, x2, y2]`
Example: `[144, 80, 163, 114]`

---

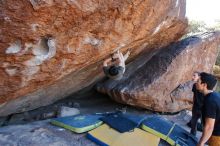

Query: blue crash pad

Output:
[51, 114, 103, 133]
[100, 113, 147, 133]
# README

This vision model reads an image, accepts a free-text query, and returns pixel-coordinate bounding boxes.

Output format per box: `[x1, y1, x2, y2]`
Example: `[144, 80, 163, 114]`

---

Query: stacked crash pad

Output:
[51, 113, 198, 146]
[87, 113, 160, 146]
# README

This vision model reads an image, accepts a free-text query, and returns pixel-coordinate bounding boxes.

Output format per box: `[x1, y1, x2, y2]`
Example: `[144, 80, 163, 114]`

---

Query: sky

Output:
[186, 0, 220, 26]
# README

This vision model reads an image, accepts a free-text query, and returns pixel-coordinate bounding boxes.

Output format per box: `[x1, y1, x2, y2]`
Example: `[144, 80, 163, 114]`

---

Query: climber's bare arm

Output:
[123, 50, 130, 62]
[103, 58, 112, 67]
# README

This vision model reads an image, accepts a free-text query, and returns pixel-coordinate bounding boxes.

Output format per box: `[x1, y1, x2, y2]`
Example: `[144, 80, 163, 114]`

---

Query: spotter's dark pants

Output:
[190, 110, 202, 136]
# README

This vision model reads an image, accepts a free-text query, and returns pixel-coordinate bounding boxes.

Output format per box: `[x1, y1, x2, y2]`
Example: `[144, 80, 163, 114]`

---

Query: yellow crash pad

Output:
[87, 124, 160, 146]
[87, 124, 120, 145]
[112, 128, 160, 146]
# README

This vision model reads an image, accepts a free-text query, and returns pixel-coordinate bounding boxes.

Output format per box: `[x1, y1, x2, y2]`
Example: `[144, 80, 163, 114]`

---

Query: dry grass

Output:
[213, 65, 220, 79]
[213, 65, 220, 92]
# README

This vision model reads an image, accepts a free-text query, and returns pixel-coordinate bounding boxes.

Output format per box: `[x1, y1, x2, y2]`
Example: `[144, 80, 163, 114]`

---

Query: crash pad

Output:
[100, 113, 147, 133]
[167, 124, 198, 146]
[51, 114, 103, 133]
[141, 115, 198, 146]
[141, 115, 174, 141]
[111, 128, 160, 146]
[87, 124, 160, 146]
[87, 124, 120, 146]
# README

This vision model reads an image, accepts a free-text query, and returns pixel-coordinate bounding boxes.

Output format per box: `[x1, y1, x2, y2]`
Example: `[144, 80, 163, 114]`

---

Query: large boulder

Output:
[0, 0, 187, 116]
[97, 32, 220, 113]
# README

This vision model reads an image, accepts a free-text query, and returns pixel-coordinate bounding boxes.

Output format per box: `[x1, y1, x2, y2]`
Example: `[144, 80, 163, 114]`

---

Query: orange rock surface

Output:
[0, 0, 187, 116]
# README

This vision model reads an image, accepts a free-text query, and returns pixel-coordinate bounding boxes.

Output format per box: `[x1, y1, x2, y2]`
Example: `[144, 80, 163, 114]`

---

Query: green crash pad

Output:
[141, 115, 198, 146]
[51, 114, 103, 133]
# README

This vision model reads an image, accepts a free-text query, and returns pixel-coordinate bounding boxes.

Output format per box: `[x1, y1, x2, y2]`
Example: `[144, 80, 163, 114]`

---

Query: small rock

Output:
[183, 110, 192, 121]
[67, 102, 73, 107]
[57, 106, 80, 117]
[0, 116, 8, 126]
[42, 112, 56, 119]
[23, 111, 33, 122]
[73, 102, 80, 108]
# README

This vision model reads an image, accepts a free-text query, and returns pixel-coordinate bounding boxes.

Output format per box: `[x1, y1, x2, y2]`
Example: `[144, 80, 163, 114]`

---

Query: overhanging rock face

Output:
[97, 32, 220, 113]
[0, 0, 187, 116]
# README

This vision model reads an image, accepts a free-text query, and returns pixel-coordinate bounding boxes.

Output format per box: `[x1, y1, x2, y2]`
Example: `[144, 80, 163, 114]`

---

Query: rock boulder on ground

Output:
[57, 106, 80, 117]
[97, 32, 220, 113]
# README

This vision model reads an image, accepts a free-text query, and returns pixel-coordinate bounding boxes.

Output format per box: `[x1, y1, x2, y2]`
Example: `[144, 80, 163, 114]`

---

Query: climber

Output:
[103, 50, 130, 80]
[187, 71, 204, 136]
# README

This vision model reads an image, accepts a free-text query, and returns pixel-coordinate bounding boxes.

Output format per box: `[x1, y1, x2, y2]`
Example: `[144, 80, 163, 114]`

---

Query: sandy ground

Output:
[0, 92, 201, 146]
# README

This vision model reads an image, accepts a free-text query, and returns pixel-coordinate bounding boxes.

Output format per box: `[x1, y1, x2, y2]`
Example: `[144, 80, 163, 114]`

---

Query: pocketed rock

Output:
[0, 0, 187, 116]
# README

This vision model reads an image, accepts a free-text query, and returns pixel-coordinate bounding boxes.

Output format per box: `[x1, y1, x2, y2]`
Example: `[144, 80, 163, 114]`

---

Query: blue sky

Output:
[186, 0, 220, 26]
